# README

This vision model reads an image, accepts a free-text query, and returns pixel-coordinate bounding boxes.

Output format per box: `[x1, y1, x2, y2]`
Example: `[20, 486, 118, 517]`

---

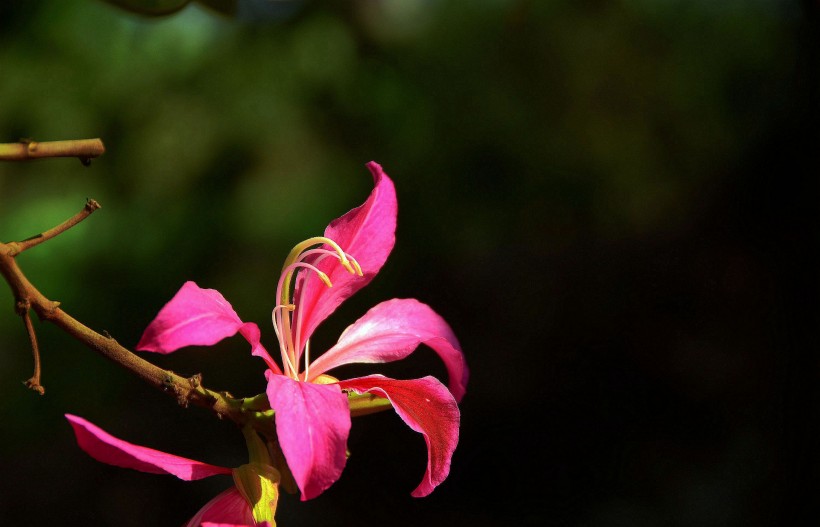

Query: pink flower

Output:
[65, 414, 275, 527]
[137, 162, 468, 501]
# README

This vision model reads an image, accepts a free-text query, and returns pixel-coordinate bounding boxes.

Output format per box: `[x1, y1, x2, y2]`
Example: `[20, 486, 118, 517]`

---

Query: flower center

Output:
[272, 236, 361, 380]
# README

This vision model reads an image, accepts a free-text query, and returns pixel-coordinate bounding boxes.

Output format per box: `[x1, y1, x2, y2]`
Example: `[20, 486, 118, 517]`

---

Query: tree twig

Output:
[0, 202, 270, 431]
[6, 199, 101, 256]
[0, 138, 105, 165]
[17, 300, 45, 395]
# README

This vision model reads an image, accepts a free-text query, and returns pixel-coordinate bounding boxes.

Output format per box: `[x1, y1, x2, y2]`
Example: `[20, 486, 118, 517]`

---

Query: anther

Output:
[316, 271, 332, 288]
[283, 236, 351, 272]
[348, 256, 363, 276]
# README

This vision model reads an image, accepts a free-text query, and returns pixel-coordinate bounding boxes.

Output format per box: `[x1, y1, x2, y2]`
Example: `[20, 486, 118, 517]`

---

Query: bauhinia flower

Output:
[137, 162, 469, 501]
[66, 414, 276, 527]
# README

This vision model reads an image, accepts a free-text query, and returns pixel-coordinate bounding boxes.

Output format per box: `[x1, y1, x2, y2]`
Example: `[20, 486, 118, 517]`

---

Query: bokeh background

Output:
[0, 1, 816, 526]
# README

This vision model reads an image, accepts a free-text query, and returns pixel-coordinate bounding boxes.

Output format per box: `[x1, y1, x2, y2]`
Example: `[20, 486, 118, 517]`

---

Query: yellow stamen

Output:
[316, 271, 332, 288]
[348, 256, 364, 276]
[280, 237, 349, 304]
[283, 236, 351, 272]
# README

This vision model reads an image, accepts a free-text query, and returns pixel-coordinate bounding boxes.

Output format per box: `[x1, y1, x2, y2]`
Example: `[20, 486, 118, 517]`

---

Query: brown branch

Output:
[0, 202, 272, 432]
[17, 300, 45, 394]
[0, 138, 105, 165]
[6, 199, 101, 255]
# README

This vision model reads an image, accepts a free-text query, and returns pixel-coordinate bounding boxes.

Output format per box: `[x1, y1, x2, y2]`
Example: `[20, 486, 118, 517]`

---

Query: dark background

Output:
[0, 1, 816, 526]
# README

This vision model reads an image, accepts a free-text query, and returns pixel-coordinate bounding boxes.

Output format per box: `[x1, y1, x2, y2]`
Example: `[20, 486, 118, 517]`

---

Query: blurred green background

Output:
[0, 1, 816, 526]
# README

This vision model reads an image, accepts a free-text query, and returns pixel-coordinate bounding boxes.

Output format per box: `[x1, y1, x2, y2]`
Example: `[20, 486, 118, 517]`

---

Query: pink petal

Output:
[337, 375, 460, 497]
[66, 414, 231, 480]
[291, 162, 397, 362]
[184, 488, 255, 527]
[308, 298, 468, 401]
[136, 282, 276, 371]
[265, 371, 351, 500]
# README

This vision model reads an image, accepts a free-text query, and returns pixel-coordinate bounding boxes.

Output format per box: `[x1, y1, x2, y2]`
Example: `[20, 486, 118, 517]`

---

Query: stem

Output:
[0, 138, 105, 164]
[348, 392, 392, 417]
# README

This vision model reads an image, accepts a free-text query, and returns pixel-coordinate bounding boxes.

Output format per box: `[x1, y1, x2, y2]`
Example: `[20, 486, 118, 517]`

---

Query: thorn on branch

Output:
[188, 373, 202, 388]
[40, 300, 61, 321]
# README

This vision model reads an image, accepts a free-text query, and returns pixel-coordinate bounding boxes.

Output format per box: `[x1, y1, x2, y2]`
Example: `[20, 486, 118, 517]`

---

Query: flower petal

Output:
[136, 281, 278, 372]
[308, 298, 468, 401]
[65, 414, 231, 480]
[265, 372, 351, 500]
[136, 281, 253, 353]
[291, 162, 397, 360]
[184, 488, 256, 527]
[337, 375, 461, 497]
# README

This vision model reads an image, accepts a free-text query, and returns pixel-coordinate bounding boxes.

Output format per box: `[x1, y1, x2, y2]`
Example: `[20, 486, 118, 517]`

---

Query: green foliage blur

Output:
[0, 1, 815, 526]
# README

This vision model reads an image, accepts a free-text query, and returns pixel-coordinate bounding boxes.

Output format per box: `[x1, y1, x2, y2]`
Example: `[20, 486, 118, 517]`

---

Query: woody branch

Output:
[0, 201, 272, 432]
[0, 138, 105, 165]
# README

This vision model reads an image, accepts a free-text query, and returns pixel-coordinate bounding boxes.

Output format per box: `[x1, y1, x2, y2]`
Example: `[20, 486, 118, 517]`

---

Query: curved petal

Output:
[136, 282, 260, 354]
[308, 298, 468, 401]
[291, 162, 397, 361]
[137, 281, 278, 372]
[265, 372, 351, 501]
[66, 414, 231, 480]
[336, 375, 460, 497]
[184, 488, 255, 527]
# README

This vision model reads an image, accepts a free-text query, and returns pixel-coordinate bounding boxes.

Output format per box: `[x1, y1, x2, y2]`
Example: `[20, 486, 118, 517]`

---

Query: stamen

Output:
[271, 304, 296, 377]
[316, 270, 332, 288]
[281, 349, 299, 379]
[295, 248, 357, 275]
[303, 339, 311, 381]
[279, 249, 342, 306]
[347, 255, 363, 276]
[283, 237, 351, 272]
[290, 250, 359, 355]
[277, 261, 332, 306]
[292, 251, 333, 358]
[271, 304, 294, 345]
[274, 260, 336, 379]
[272, 235, 362, 378]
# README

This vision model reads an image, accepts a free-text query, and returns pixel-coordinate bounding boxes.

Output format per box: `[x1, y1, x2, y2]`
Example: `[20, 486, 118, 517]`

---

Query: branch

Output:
[0, 138, 105, 165]
[18, 300, 45, 395]
[0, 202, 272, 433]
[5, 199, 101, 256]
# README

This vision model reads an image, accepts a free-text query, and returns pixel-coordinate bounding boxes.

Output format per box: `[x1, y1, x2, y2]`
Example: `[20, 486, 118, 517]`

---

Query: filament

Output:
[272, 236, 362, 380]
